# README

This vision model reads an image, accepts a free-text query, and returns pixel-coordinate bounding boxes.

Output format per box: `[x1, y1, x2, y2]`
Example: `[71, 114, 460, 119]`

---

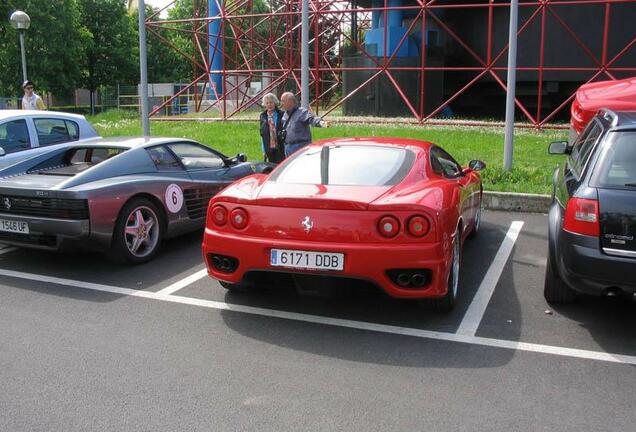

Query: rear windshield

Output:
[592, 131, 636, 188]
[270, 145, 415, 186]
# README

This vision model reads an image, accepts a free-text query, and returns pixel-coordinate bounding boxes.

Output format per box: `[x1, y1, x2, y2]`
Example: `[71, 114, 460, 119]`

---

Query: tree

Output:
[0, 0, 87, 99]
[78, 0, 137, 114]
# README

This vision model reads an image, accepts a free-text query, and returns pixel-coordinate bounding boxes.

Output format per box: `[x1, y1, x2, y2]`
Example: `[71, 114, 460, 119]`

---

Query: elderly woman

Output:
[259, 93, 285, 163]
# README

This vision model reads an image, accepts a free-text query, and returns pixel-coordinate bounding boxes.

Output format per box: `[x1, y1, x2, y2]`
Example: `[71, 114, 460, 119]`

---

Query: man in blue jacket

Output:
[280, 92, 329, 157]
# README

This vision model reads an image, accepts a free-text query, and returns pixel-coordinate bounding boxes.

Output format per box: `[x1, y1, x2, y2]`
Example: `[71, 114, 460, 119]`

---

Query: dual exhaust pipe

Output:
[210, 254, 238, 273]
[387, 269, 431, 289]
[396, 273, 428, 288]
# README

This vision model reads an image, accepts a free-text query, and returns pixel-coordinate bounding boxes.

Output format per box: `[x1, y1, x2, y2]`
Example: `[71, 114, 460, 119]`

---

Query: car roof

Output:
[597, 109, 636, 130]
[311, 136, 434, 150]
[0, 110, 87, 121]
[60, 136, 199, 150]
[611, 111, 636, 131]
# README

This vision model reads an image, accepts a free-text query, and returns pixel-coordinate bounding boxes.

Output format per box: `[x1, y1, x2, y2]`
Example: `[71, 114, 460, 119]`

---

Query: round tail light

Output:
[378, 215, 400, 238]
[211, 205, 227, 226]
[407, 215, 430, 237]
[230, 208, 248, 229]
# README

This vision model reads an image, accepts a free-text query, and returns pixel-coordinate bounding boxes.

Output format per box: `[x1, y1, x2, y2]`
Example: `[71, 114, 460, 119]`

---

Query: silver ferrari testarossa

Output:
[0, 137, 274, 263]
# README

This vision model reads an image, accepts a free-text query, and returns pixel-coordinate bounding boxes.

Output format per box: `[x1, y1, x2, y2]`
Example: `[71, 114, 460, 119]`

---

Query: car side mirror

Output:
[237, 153, 247, 163]
[468, 160, 486, 171]
[548, 141, 568, 155]
[0, 147, 5, 157]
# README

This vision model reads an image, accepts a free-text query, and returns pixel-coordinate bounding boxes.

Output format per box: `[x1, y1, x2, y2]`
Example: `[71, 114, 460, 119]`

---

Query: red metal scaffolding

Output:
[146, 0, 636, 127]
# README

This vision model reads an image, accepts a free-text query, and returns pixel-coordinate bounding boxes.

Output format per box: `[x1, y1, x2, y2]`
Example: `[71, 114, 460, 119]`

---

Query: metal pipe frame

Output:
[145, 0, 636, 127]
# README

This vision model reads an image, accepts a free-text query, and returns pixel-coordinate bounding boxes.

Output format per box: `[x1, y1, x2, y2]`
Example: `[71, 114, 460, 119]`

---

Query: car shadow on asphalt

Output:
[217, 220, 521, 368]
[0, 230, 205, 292]
[551, 297, 636, 358]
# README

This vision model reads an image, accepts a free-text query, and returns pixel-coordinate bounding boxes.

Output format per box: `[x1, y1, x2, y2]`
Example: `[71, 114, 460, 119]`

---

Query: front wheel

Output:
[110, 198, 164, 264]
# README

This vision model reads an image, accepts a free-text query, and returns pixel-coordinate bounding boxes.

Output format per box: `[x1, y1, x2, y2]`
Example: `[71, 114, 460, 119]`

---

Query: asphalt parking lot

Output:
[0, 210, 634, 431]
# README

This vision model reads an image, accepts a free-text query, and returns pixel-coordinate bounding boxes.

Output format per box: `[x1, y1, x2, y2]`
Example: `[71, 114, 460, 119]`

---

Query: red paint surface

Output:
[201, 138, 482, 299]
[571, 77, 636, 133]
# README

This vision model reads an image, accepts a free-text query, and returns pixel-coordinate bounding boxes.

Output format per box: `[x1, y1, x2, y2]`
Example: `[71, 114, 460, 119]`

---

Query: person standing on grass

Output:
[280, 92, 329, 157]
[259, 93, 285, 164]
[21, 80, 45, 110]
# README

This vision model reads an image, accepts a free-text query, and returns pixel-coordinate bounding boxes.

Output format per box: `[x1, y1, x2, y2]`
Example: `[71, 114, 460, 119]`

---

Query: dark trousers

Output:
[265, 147, 285, 164]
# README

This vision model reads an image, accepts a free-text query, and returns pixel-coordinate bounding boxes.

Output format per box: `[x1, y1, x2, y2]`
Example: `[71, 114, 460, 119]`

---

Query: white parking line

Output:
[0, 267, 635, 366]
[156, 269, 208, 295]
[457, 221, 524, 336]
[0, 247, 18, 255]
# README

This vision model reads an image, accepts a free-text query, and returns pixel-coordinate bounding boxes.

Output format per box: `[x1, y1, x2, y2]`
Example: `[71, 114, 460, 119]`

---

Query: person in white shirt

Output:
[21, 80, 45, 110]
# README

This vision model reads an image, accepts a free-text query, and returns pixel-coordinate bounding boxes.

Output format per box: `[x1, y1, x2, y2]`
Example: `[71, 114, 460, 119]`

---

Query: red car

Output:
[201, 137, 485, 309]
[570, 77, 636, 141]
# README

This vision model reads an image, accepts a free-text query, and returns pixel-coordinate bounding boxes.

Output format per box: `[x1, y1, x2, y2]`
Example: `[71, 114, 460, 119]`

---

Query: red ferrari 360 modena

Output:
[202, 137, 484, 309]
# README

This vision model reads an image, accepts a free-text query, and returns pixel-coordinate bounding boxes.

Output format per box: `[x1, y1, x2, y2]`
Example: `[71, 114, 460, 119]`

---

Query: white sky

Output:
[145, 0, 174, 8]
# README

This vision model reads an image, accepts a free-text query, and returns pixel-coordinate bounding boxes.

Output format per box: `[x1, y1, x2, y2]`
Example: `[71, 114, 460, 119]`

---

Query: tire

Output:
[219, 281, 249, 293]
[544, 253, 576, 304]
[468, 199, 482, 239]
[109, 197, 164, 264]
[428, 226, 461, 311]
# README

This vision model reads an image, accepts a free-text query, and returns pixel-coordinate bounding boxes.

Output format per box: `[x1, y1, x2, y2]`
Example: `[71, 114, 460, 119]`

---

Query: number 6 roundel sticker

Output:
[165, 184, 184, 214]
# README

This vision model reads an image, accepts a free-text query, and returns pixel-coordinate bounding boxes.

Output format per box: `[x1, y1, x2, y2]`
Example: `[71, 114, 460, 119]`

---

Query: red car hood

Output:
[254, 181, 392, 210]
[577, 77, 636, 111]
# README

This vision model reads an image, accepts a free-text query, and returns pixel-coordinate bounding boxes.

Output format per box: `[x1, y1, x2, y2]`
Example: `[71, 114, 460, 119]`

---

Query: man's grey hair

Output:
[261, 92, 279, 106]
[280, 92, 297, 105]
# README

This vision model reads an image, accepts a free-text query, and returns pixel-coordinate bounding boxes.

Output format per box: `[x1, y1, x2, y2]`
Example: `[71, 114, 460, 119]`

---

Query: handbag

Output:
[278, 108, 297, 145]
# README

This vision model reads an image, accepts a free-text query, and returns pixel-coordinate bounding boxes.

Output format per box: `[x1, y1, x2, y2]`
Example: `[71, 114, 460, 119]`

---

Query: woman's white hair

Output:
[261, 93, 279, 106]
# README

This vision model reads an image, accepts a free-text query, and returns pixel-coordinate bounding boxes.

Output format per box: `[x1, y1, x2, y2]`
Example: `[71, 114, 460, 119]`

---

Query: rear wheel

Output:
[469, 200, 482, 238]
[544, 252, 576, 304]
[428, 227, 461, 311]
[110, 198, 163, 264]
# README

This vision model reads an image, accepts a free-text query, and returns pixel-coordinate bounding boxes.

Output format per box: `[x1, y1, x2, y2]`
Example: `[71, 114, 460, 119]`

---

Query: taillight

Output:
[230, 208, 248, 229]
[407, 215, 430, 237]
[211, 205, 227, 226]
[378, 215, 400, 238]
[563, 198, 599, 236]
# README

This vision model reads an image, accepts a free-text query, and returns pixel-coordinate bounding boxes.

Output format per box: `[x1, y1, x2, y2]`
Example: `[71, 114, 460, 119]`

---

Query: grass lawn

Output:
[89, 110, 567, 194]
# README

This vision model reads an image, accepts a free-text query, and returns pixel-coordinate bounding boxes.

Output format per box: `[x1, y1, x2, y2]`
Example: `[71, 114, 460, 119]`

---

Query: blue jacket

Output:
[281, 107, 323, 146]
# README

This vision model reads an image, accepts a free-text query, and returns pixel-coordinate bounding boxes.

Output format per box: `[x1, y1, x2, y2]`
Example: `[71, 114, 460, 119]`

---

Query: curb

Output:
[483, 191, 551, 214]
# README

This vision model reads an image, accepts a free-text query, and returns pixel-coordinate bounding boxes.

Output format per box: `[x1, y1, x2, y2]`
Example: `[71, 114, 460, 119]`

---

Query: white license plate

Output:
[0, 219, 29, 234]
[270, 249, 344, 271]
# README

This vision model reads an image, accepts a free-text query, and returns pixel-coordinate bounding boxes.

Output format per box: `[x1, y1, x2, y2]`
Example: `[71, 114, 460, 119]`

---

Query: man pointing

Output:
[280, 92, 329, 157]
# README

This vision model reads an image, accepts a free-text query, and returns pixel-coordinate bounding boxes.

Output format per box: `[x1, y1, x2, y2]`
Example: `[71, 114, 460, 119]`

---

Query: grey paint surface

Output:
[0, 137, 272, 252]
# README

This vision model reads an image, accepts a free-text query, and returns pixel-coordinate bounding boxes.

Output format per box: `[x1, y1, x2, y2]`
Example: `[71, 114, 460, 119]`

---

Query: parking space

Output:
[1, 210, 635, 431]
[0, 210, 633, 358]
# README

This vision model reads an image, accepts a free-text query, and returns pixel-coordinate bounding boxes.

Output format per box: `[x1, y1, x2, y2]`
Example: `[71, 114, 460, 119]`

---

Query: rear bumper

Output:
[0, 212, 90, 250]
[549, 204, 636, 296]
[202, 228, 451, 299]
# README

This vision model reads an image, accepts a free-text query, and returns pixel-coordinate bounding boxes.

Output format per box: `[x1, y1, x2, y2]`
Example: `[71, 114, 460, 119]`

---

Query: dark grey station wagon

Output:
[545, 109, 636, 303]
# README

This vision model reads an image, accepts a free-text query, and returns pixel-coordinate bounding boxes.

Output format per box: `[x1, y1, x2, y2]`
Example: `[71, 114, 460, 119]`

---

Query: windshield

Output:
[270, 145, 415, 186]
[592, 131, 636, 189]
